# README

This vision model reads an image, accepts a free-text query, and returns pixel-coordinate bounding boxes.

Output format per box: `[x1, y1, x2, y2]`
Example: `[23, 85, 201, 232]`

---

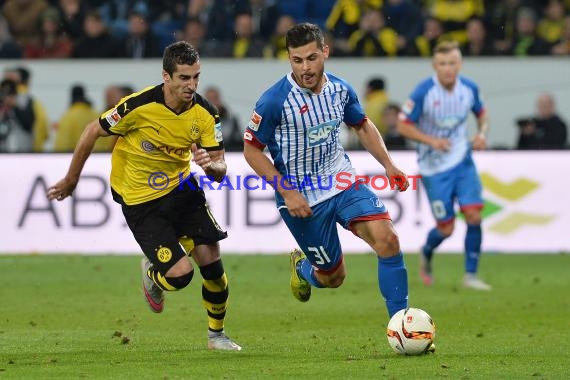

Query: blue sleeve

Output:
[401, 81, 429, 124]
[247, 90, 283, 145]
[343, 82, 366, 126]
[466, 79, 484, 115]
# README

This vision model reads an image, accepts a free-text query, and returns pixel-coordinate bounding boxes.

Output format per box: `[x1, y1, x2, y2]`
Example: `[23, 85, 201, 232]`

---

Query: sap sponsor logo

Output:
[248, 111, 262, 131]
[106, 108, 122, 127]
[436, 115, 463, 129]
[307, 119, 338, 147]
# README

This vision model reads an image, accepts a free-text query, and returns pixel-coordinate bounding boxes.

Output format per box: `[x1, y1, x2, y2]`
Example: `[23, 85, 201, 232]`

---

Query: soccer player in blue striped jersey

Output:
[397, 40, 491, 291]
[243, 23, 410, 320]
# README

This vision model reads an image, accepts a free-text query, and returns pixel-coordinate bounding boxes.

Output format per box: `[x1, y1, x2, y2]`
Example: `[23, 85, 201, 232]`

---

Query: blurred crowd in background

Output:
[0, 0, 568, 153]
[0, 0, 570, 59]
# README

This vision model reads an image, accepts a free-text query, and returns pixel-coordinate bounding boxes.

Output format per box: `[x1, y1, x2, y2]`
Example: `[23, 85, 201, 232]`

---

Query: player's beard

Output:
[300, 70, 324, 93]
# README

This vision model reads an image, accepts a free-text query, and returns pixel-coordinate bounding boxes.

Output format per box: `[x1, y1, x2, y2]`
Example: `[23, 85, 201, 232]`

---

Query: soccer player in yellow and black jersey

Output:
[47, 41, 241, 351]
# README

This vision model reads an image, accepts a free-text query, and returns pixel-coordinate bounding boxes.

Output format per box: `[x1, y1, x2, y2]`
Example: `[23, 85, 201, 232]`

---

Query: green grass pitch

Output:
[0, 253, 568, 379]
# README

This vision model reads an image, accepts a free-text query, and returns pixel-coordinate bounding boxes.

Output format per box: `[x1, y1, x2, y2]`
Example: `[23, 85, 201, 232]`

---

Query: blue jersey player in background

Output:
[397, 41, 491, 291]
[243, 23, 411, 323]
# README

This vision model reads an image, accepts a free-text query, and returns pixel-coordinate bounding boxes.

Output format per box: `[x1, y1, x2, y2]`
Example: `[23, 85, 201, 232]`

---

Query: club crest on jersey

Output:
[248, 111, 262, 131]
[370, 196, 384, 208]
[105, 108, 122, 127]
[307, 119, 338, 147]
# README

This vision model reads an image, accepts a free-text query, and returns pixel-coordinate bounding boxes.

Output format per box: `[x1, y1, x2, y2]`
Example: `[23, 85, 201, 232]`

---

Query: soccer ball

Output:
[386, 307, 435, 355]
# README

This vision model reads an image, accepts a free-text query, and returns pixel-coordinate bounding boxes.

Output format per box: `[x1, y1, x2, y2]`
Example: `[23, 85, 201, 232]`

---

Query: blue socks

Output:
[378, 252, 408, 317]
[296, 252, 409, 318]
[297, 259, 324, 288]
[422, 227, 446, 260]
[465, 224, 482, 274]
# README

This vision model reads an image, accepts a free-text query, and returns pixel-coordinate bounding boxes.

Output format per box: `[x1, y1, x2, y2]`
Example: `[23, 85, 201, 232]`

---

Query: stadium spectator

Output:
[204, 86, 243, 152]
[3, 66, 49, 152]
[507, 7, 551, 55]
[516, 93, 568, 149]
[243, 23, 411, 322]
[24, 7, 74, 59]
[249, 0, 282, 37]
[47, 41, 242, 351]
[537, 0, 567, 43]
[551, 14, 570, 55]
[98, 0, 147, 38]
[0, 15, 23, 59]
[263, 15, 296, 60]
[397, 41, 492, 290]
[382, 103, 410, 150]
[429, 0, 485, 44]
[55, 0, 88, 41]
[73, 9, 122, 58]
[405, 17, 444, 57]
[461, 17, 497, 56]
[103, 84, 134, 111]
[215, 13, 265, 58]
[382, 0, 423, 55]
[346, 9, 398, 57]
[119, 9, 162, 58]
[325, 0, 383, 54]
[363, 76, 389, 136]
[0, 79, 31, 152]
[486, 0, 541, 54]
[176, 17, 218, 57]
[2, 0, 49, 47]
[53, 84, 114, 152]
[205, 0, 251, 42]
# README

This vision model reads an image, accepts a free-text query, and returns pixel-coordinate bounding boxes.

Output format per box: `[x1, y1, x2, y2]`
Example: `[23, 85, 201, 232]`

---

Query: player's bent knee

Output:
[375, 231, 401, 256]
[164, 270, 194, 290]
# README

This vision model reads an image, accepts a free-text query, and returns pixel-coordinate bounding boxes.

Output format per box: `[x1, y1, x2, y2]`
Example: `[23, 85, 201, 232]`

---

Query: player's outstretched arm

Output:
[47, 119, 108, 201]
[353, 119, 409, 192]
[396, 120, 450, 151]
[243, 142, 312, 217]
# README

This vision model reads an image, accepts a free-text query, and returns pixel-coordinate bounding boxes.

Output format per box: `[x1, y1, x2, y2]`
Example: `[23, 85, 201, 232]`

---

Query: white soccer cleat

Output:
[207, 330, 242, 351]
[463, 274, 492, 291]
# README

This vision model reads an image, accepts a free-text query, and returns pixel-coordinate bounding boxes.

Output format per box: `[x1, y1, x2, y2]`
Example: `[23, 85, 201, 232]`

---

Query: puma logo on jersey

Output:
[307, 119, 338, 147]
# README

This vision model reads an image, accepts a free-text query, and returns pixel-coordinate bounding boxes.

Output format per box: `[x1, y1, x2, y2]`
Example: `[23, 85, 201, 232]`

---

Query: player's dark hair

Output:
[16, 67, 30, 84]
[286, 23, 325, 50]
[163, 41, 200, 76]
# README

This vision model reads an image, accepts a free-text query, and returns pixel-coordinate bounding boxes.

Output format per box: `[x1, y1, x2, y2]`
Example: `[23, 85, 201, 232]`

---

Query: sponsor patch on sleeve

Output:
[401, 99, 414, 115]
[105, 108, 122, 127]
[214, 122, 223, 142]
[247, 111, 262, 131]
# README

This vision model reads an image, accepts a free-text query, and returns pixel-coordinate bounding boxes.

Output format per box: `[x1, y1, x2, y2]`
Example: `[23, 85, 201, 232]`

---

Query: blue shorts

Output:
[421, 154, 483, 224]
[279, 181, 390, 272]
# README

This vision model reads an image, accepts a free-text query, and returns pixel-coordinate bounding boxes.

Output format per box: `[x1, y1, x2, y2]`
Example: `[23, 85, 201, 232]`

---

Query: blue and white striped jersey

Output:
[245, 72, 366, 207]
[400, 75, 485, 176]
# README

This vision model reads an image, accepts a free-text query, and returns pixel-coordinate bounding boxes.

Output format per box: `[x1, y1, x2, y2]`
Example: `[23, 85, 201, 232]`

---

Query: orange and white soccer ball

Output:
[386, 307, 436, 355]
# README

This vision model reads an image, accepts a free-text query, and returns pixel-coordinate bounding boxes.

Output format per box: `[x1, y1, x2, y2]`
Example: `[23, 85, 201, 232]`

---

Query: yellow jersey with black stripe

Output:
[99, 84, 223, 205]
